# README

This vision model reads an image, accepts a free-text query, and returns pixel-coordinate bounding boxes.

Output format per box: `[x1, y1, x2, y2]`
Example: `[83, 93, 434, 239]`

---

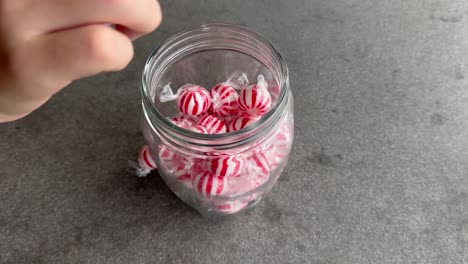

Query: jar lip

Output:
[141, 23, 289, 147]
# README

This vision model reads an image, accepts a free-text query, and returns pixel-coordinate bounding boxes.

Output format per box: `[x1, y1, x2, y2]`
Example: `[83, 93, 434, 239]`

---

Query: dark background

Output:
[1, 0, 467, 263]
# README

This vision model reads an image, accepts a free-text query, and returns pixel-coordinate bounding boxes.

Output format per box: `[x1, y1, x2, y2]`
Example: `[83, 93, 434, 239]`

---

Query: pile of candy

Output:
[158, 74, 272, 134]
[135, 75, 292, 214]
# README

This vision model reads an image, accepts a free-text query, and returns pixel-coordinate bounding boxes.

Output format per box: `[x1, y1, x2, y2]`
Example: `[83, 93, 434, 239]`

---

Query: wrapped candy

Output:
[228, 116, 260, 132]
[192, 171, 228, 198]
[238, 75, 271, 117]
[206, 155, 245, 178]
[197, 114, 227, 134]
[177, 85, 212, 116]
[267, 123, 292, 169]
[138, 145, 156, 173]
[170, 114, 196, 129]
[249, 150, 270, 175]
[187, 125, 210, 134]
[214, 200, 248, 214]
[128, 145, 157, 177]
[209, 83, 239, 117]
[160, 83, 212, 116]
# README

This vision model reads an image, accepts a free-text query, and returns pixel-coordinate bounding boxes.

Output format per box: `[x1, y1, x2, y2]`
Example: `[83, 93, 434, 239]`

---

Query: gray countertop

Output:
[1, 0, 468, 263]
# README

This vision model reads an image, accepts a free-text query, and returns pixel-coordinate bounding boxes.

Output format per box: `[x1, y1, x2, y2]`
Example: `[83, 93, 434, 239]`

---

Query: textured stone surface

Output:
[1, 0, 468, 263]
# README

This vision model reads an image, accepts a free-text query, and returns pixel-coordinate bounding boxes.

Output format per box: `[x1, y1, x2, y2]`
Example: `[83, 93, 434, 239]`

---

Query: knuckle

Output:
[102, 0, 131, 9]
[84, 26, 133, 71]
[114, 44, 133, 70]
[84, 26, 114, 63]
[143, 1, 162, 32]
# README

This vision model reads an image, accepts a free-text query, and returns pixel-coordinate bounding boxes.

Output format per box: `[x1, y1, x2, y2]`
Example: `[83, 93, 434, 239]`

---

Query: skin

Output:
[0, 0, 162, 122]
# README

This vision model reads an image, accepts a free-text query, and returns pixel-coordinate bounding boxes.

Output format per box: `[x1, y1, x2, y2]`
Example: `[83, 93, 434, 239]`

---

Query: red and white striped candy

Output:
[238, 84, 272, 117]
[177, 85, 212, 116]
[227, 175, 257, 196]
[159, 145, 177, 163]
[192, 171, 227, 198]
[197, 114, 227, 134]
[264, 123, 292, 168]
[207, 155, 245, 178]
[187, 125, 210, 134]
[254, 168, 269, 186]
[275, 124, 292, 150]
[269, 149, 288, 169]
[210, 83, 239, 117]
[228, 116, 260, 132]
[249, 150, 270, 175]
[214, 200, 248, 214]
[138, 145, 157, 171]
[169, 115, 195, 129]
[172, 166, 192, 182]
[270, 84, 281, 100]
[158, 145, 186, 170]
[274, 127, 292, 163]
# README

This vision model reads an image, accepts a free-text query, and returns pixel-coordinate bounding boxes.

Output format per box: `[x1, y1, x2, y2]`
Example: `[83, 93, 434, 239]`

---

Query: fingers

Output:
[25, 0, 162, 39]
[0, 93, 49, 122]
[18, 24, 133, 98]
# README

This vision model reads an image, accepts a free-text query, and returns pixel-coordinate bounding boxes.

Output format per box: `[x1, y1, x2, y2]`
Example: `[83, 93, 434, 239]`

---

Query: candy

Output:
[275, 124, 292, 150]
[228, 116, 260, 132]
[206, 155, 245, 178]
[270, 152, 287, 169]
[264, 124, 292, 168]
[177, 85, 212, 116]
[197, 114, 227, 134]
[159, 145, 177, 163]
[214, 200, 248, 214]
[187, 125, 210, 134]
[228, 168, 268, 196]
[192, 171, 227, 198]
[237, 76, 271, 117]
[138, 145, 157, 171]
[238, 84, 272, 117]
[254, 169, 269, 187]
[249, 150, 270, 175]
[158, 144, 187, 171]
[270, 84, 281, 100]
[210, 83, 239, 117]
[172, 166, 192, 182]
[170, 114, 195, 129]
[129, 145, 157, 177]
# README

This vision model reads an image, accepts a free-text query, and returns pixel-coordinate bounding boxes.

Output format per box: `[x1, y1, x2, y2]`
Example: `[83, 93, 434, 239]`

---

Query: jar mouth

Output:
[141, 23, 290, 149]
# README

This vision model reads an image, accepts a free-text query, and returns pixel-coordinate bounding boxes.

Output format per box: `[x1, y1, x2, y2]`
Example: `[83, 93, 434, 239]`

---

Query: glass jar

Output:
[140, 23, 294, 216]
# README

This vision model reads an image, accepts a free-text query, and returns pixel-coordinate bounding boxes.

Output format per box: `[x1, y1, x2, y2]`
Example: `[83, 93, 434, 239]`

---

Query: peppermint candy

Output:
[249, 150, 271, 175]
[159, 145, 177, 163]
[214, 200, 248, 214]
[158, 144, 187, 170]
[237, 76, 271, 117]
[238, 84, 272, 117]
[177, 85, 212, 116]
[206, 155, 245, 178]
[267, 124, 292, 168]
[192, 171, 228, 198]
[170, 115, 195, 129]
[187, 125, 210, 134]
[138, 145, 157, 171]
[210, 83, 239, 117]
[228, 116, 260, 132]
[198, 114, 227, 134]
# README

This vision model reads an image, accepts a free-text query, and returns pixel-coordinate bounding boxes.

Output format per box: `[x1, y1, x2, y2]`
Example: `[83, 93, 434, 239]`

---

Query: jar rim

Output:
[141, 23, 290, 149]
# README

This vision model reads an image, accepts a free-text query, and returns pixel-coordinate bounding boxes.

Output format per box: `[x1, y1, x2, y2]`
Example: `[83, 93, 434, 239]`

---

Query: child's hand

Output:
[0, 0, 162, 122]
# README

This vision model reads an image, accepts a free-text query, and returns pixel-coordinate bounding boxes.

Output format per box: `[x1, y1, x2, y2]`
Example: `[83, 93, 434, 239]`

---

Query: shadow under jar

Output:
[140, 23, 294, 216]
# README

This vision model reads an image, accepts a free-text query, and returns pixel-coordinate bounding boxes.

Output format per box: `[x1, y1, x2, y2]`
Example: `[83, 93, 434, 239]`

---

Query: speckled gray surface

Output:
[1, 0, 468, 263]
